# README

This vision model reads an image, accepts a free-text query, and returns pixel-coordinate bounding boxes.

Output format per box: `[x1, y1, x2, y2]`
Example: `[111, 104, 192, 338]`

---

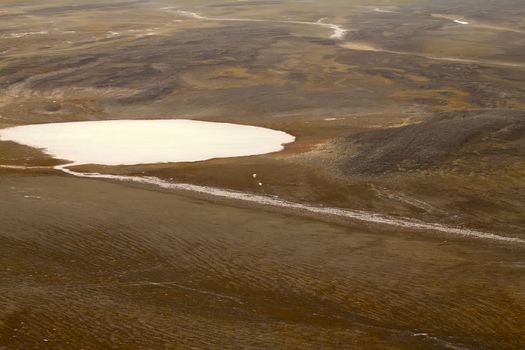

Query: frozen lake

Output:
[0, 119, 295, 166]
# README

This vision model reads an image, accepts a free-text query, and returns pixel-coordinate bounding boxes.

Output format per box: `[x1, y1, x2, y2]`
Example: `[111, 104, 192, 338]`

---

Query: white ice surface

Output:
[0, 119, 295, 166]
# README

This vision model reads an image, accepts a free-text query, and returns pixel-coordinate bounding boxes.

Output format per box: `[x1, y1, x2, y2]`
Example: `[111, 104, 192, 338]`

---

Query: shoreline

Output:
[172, 9, 348, 40]
[50, 163, 525, 245]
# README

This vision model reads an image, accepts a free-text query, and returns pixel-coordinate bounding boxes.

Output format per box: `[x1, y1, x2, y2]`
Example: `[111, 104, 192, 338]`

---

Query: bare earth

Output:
[0, 0, 524, 348]
[2, 174, 524, 349]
